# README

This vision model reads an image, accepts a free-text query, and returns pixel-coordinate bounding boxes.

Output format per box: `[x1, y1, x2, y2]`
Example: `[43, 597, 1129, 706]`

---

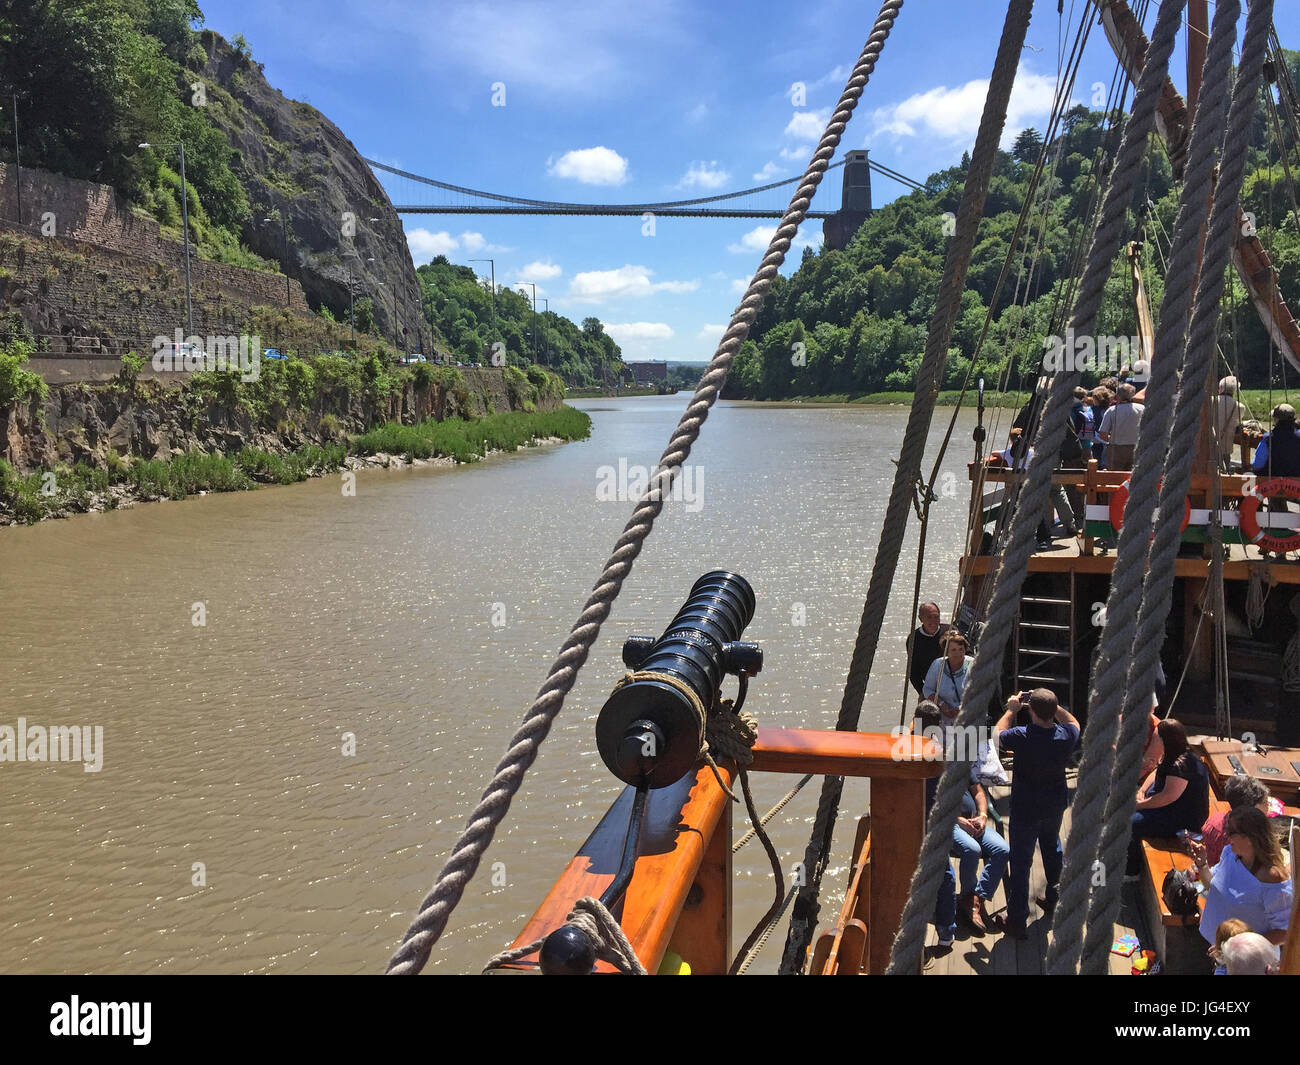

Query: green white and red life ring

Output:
[1240, 477, 1300, 555]
[1108, 479, 1191, 533]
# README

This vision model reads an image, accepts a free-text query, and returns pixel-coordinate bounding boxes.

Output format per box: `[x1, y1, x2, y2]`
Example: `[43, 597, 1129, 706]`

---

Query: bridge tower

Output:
[822, 149, 872, 251]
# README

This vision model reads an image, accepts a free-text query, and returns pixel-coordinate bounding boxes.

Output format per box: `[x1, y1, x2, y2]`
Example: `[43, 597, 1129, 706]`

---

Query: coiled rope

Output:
[884, 0, 1183, 978]
[483, 896, 648, 975]
[1045, 0, 1235, 975]
[385, 0, 906, 975]
[781, 0, 1036, 975]
[1076, 0, 1275, 975]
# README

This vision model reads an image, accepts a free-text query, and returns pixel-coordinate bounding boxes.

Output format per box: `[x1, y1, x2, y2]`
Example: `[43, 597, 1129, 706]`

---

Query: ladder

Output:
[1012, 571, 1075, 711]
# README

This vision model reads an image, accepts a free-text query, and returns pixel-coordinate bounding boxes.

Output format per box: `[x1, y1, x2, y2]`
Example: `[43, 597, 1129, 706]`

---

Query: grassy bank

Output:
[1, 406, 591, 524]
[350, 406, 592, 463]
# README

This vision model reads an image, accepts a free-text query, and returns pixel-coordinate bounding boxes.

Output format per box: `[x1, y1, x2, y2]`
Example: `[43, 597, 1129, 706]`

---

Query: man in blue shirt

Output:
[1251, 403, 1300, 477]
[996, 688, 1080, 939]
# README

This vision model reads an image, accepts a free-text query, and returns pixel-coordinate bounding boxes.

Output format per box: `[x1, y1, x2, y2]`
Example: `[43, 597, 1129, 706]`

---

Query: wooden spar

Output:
[1187, 0, 1208, 116]
[1127, 240, 1155, 366]
[505, 729, 940, 975]
[1094, 0, 1300, 377]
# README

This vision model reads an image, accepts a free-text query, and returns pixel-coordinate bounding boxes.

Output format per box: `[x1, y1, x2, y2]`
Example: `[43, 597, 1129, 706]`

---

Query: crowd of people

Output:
[905, 604, 1294, 970]
[1005, 365, 1300, 552]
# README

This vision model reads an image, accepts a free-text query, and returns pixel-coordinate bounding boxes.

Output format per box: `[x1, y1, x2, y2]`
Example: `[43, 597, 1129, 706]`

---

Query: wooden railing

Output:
[504, 728, 940, 975]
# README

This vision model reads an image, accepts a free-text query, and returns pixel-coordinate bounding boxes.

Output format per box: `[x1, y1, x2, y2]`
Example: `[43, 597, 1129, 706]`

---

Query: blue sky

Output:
[198, 0, 1300, 363]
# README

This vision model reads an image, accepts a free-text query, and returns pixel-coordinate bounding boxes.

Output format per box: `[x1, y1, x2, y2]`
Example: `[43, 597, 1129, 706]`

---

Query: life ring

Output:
[1108, 479, 1191, 533]
[1239, 477, 1300, 554]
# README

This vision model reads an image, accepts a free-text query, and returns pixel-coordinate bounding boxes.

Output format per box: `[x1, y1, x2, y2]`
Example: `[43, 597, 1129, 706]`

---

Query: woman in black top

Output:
[1125, 719, 1210, 875]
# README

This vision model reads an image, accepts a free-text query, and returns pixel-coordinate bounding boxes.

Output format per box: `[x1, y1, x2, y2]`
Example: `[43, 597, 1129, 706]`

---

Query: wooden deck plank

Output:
[921, 784, 1147, 975]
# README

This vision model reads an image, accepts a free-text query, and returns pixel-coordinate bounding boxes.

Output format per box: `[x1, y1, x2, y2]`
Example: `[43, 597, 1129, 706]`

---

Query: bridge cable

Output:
[884, 0, 1189, 975]
[365, 155, 845, 212]
[382, 0, 907, 975]
[776, 0, 1035, 975]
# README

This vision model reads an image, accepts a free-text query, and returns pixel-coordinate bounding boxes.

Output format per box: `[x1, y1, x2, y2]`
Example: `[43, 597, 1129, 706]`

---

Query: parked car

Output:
[263, 348, 287, 360]
[397, 353, 427, 364]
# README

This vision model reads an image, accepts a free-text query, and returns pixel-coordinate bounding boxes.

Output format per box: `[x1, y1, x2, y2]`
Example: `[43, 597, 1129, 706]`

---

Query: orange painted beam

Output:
[751, 727, 942, 780]
[503, 762, 733, 974]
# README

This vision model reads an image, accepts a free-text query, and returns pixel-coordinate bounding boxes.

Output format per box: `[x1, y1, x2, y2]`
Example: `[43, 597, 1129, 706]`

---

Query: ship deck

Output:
[920, 772, 1152, 975]
[962, 536, 1300, 582]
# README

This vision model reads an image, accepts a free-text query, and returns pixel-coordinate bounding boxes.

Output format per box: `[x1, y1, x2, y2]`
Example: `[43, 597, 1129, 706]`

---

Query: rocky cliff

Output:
[195, 31, 430, 355]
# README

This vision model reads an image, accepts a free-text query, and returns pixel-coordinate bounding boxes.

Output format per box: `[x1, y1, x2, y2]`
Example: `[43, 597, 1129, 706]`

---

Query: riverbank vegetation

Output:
[0, 406, 590, 524]
[729, 79, 1300, 401]
[415, 257, 627, 387]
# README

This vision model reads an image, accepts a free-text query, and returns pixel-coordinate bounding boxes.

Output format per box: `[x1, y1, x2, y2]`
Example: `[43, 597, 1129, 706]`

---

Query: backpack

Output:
[1161, 867, 1200, 918]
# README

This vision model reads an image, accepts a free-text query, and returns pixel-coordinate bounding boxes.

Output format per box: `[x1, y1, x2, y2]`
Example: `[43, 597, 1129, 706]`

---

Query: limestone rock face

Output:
[197, 32, 431, 356]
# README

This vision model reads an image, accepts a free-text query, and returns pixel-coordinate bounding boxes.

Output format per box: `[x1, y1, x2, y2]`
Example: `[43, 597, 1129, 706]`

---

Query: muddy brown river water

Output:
[0, 394, 985, 973]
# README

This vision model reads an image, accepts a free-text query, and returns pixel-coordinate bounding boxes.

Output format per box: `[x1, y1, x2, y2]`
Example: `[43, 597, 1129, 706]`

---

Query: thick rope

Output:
[483, 896, 648, 975]
[1047, 0, 1232, 974]
[780, 0, 1033, 975]
[384, 1, 905, 974]
[1077, 0, 1274, 975]
[885, 0, 1183, 977]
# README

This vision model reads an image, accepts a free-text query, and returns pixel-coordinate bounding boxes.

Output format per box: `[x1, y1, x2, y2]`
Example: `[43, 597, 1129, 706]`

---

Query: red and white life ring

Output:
[1108, 479, 1191, 533]
[1240, 477, 1300, 555]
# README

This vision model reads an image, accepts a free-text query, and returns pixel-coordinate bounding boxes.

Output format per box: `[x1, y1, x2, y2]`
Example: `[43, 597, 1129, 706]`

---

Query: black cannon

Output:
[595, 570, 762, 789]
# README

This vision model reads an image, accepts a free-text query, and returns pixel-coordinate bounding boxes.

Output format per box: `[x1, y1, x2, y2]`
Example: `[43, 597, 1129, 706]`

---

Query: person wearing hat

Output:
[1130, 359, 1150, 404]
[1251, 403, 1300, 478]
[1215, 376, 1246, 471]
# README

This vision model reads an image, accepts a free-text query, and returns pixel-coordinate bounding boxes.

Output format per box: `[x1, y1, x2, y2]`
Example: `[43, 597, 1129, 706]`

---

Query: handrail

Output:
[504, 728, 941, 975]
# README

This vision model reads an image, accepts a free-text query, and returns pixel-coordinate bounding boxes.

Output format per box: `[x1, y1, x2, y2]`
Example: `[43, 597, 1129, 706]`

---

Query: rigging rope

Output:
[885, 0, 1187, 978]
[778, 0, 1035, 975]
[383, 0, 907, 976]
[1046, 0, 1232, 975]
[1077, 0, 1274, 975]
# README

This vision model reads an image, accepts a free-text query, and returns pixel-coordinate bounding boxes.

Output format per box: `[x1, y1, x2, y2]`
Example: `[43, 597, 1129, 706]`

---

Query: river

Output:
[0, 394, 987, 974]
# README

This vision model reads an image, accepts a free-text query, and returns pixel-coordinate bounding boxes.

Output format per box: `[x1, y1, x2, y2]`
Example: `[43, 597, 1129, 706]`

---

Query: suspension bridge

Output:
[364, 150, 927, 249]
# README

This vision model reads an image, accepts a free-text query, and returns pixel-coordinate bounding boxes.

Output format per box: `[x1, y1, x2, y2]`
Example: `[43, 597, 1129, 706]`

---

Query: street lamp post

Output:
[346, 251, 374, 344]
[139, 141, 193, 339]
[262, 210, 290, 306]
[517, 281, 537, 364]
[12, 94, 21, 226]
[469, 258, 495, 334]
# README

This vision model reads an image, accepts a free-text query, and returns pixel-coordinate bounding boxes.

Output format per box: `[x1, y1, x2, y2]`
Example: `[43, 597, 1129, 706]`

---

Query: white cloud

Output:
[406, 228, 460, 260]
[697, 323, 726, 341]
[568, 265, 699, 303]
[727, 225, 822, 255]
[519, 259, 563, 281]
[730, 277, 749, 295]
[779, 145, 810, 161]
[685, 101, 709, 123]
[547, 146, 629, 186]
[603, 322, 675, 341]
[869, 67, 1060, 145]
[784, 109, 829, 141]
[752, 161, 785, 182]
[406, 228, 509, 262]
[677, 161, 730, 190]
